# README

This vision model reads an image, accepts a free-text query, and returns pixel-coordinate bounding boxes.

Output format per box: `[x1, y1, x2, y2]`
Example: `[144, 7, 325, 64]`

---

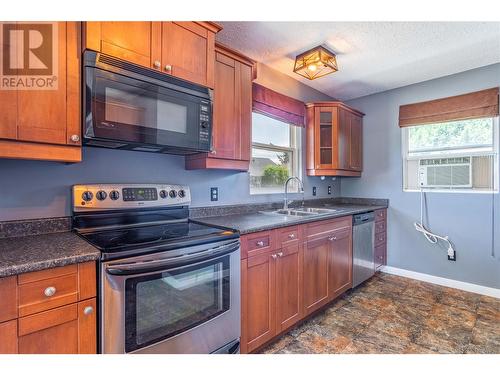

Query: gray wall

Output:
[343, 63, 500, 289]
[0, 63, 338, 221]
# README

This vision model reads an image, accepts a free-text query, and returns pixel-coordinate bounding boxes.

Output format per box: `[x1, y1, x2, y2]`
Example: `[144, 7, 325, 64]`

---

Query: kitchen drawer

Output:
[18, 272, 79, 317]
[241, 230, 276, 259]
[375, 209, 386, 222]
[375, 220, 386, 234]
[305, 216, 352, 239]
[276, 225, 300, 248]
[0, 276, 18, 323]
[374, 242, 386, 269]
[374, 231, 386, 247]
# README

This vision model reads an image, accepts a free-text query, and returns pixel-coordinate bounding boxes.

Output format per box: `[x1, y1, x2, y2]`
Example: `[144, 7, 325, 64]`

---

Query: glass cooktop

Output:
[79, 221, 237, 253]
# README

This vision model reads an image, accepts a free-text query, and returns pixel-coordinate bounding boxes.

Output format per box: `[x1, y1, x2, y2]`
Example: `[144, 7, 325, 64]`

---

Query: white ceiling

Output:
[216, 22, 500, 101]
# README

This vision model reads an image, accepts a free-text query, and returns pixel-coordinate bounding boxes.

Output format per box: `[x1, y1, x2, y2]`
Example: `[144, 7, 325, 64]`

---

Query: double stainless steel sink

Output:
[261, 207, 345, 217]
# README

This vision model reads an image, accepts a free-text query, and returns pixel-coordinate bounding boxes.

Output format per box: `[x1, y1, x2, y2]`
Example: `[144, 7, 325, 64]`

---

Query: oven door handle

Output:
[105, 240, 239, 276]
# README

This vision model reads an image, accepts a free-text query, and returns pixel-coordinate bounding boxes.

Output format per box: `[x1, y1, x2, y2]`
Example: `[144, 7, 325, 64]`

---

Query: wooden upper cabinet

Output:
[0, 22, 81, 162]
[306, 102, 364, 177]
[349, 113, 363, 171]
[161, 22, 219, 88]
[185, 43, 254, 171]
[84, 22, 161, 69]
[83, 21, 220, 88]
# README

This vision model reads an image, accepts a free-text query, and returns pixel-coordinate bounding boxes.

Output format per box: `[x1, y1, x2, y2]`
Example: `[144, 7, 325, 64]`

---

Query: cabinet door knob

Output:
[153, 60, 161, 69]
[328, 236, 337, 241]
[271, 254, 278, 259]
[256, 240, 265, 247]
[83, 306, 94, 315]
[164, 64, 172, 73]
[211, 150, 217, 155]
[288, 233, 295, 239]
[44, 286, 56, 297]
[277, 252, 283, 257]
[70, 134, 80, 142]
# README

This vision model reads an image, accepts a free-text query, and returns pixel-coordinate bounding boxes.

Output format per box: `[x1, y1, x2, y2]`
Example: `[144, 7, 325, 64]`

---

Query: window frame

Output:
[402, 117, 499, 194]
[250, 111, 302, 195]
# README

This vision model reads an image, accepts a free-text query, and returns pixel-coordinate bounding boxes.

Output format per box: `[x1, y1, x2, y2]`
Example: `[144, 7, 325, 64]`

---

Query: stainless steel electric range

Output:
[72, 184, 240, 354]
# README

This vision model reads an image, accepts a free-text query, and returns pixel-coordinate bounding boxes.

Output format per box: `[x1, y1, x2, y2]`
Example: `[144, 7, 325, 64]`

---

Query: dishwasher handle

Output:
[353, 212, 375, 225]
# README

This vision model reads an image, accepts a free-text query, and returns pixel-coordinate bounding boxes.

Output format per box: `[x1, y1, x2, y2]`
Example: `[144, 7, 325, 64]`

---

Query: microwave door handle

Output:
[106, 241, 239, 276]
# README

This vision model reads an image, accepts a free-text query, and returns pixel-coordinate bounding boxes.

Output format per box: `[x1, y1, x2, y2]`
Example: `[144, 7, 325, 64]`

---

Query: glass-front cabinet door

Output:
[314, 106, 338, 169]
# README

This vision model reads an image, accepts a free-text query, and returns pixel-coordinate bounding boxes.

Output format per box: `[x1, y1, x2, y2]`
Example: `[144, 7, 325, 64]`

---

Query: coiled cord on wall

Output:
[414, 189, 456, 260]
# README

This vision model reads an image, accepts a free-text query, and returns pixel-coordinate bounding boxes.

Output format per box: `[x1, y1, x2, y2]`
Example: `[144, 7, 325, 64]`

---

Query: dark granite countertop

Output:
[193, 202, 388, 234]
[0, 232, 100, 277]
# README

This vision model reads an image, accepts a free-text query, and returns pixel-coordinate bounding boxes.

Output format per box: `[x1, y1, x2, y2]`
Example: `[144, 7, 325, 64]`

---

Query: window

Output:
[250, 112, 302, 194]
[402, 117, 499, 192]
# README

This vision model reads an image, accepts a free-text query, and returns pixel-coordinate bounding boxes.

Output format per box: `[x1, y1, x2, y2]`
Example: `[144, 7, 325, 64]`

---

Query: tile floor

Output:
[259, 273, 500, 354]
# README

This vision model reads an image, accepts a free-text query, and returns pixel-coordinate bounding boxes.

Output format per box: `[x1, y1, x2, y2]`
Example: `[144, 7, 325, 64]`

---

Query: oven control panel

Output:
[73, 184, 191, 211]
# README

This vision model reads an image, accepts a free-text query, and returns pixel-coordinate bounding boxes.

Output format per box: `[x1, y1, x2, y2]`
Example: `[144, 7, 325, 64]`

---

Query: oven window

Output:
[124, 256, 230, 352]
[104, 85, 188, 134]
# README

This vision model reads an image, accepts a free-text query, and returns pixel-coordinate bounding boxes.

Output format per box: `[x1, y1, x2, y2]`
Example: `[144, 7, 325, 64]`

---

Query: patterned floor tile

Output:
[257, 273, 500, 354]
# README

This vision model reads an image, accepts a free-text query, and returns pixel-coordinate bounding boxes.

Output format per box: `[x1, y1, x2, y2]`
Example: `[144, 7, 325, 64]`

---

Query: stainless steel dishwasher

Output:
[352, 212, 375, 287]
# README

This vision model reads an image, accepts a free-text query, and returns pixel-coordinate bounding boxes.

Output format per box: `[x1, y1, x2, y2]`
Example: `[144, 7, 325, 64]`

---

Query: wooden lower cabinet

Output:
[18, 299, 96, 354]
[0, 262, 97, 354]
[241, 251, 276, 353]
[328, 227, 353, 299]
[302, 235, 331, 315]
[275, 243, 302, 333]
[241, 217, 354, 353]
[0, 320, 18, 354]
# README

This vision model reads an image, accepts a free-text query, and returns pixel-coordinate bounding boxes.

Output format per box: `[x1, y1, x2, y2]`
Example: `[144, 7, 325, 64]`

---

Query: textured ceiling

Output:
[216, 22, 500, 100]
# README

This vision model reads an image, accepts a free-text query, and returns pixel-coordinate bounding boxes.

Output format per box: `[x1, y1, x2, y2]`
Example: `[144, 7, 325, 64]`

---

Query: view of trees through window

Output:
[408, 118, 493, 153]
[250, 112, 300, 194]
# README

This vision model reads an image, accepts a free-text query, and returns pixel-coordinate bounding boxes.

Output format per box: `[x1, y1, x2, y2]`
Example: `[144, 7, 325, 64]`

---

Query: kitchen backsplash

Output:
[0, 146, 340, 221]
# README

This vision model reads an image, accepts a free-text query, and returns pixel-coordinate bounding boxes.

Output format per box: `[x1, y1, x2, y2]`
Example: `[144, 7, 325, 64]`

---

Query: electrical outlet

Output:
[312, 186, 317, 196]
[210, 187, 218, 201]
[328, 186, 332, 195]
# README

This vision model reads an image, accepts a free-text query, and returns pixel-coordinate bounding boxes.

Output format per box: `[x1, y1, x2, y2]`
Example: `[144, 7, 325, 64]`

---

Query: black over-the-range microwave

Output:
[83, 50, 213, 155]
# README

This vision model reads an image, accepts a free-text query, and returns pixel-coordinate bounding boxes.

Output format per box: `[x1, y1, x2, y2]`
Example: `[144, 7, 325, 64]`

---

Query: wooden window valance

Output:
[252, 83, 305, 126]
[399, 87, 499, 127]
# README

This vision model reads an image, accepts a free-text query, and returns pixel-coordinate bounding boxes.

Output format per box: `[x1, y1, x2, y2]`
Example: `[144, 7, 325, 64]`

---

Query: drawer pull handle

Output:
[288, 234, 295, 239]
[256, 240, 265, 247]
[83, 306, 94, 315]
[44, 286, 56, 297]
[271, 254, 278, 259]
[277, 252, 284, 257]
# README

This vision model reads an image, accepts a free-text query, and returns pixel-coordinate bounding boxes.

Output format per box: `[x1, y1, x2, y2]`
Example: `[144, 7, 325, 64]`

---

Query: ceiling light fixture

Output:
[293, 45, 338, 80]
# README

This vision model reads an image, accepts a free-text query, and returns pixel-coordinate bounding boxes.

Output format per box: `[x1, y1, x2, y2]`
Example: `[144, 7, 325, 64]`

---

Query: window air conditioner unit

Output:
[418, 157, 472, 188]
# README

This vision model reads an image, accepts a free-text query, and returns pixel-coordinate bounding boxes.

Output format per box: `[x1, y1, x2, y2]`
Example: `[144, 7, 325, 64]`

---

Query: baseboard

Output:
[381, 266, 500, 298]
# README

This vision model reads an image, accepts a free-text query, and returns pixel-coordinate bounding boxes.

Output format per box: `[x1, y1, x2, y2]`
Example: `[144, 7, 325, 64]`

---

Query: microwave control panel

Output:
[199, 101, 211, 148]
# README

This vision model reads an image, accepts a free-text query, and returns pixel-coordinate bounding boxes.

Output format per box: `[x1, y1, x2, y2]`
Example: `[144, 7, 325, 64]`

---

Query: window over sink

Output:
[250, 112, 302, 194]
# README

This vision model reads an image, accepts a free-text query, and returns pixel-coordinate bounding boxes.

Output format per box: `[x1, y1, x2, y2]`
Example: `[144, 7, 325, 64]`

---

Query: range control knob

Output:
[169, 190, 177, 198]
[109, 190, 120, 201]
[178, 189, 186, 198]
[159, 190, 167, 199]
[81, 191, 93, 202]
[96, 190, 107, 201]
